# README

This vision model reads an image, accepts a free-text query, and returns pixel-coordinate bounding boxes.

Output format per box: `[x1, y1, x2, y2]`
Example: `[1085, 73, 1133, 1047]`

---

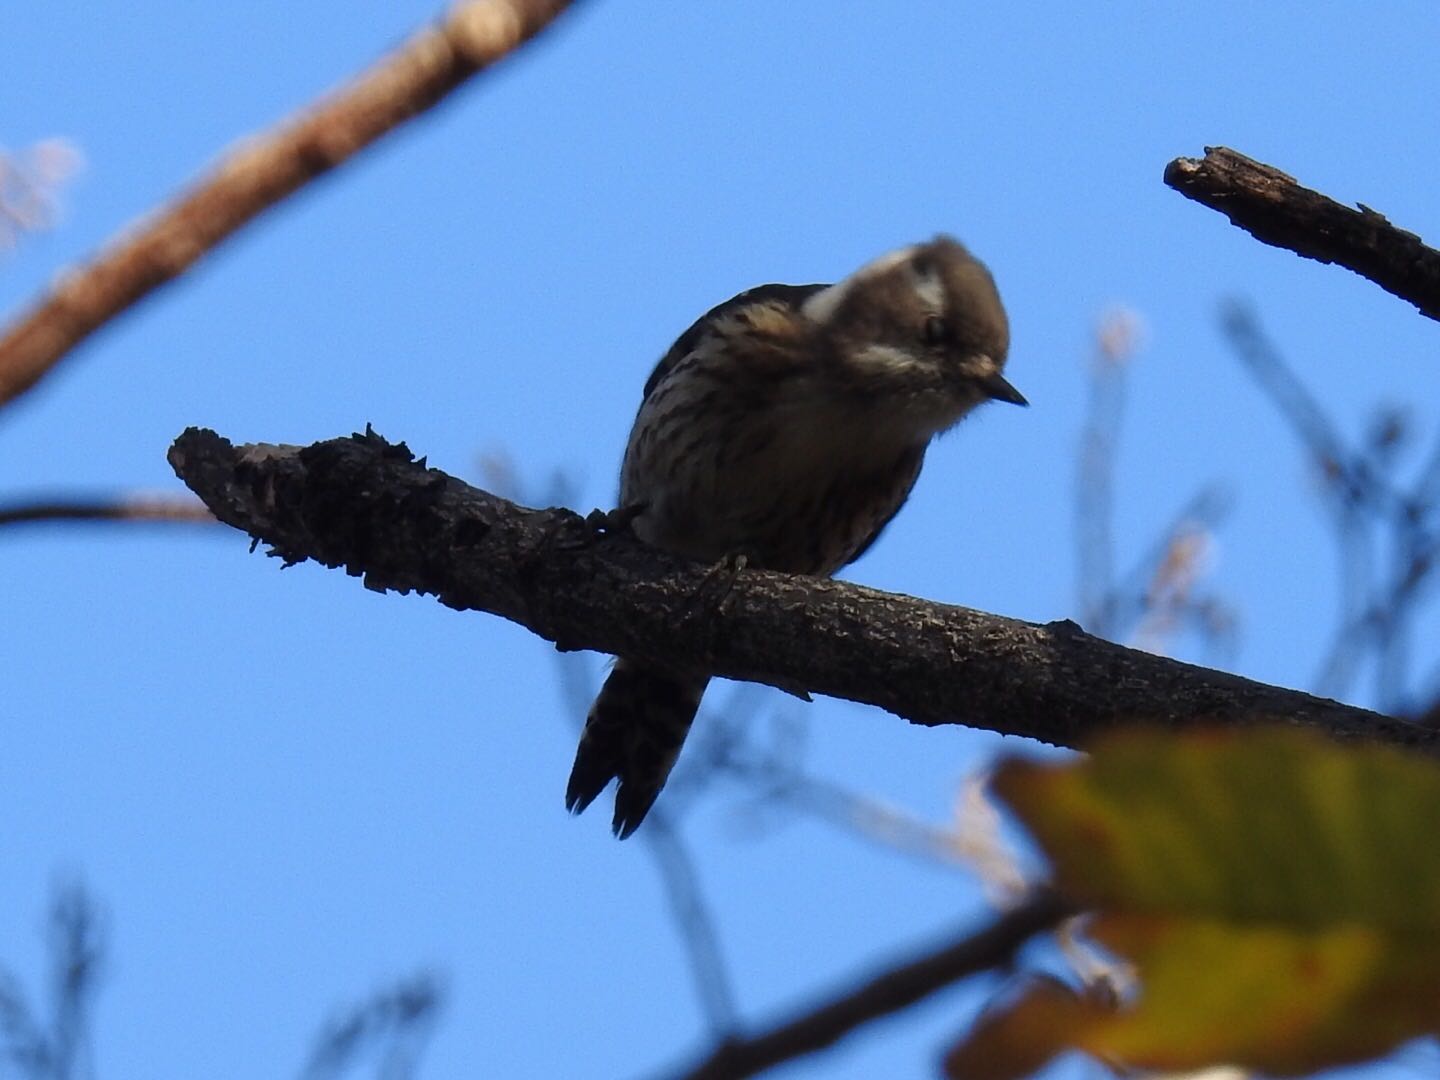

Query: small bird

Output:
[566, 236, 1025, 838]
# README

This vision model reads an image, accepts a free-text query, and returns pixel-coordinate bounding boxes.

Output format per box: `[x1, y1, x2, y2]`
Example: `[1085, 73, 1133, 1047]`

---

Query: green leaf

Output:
[946, 728, 1440, 1078]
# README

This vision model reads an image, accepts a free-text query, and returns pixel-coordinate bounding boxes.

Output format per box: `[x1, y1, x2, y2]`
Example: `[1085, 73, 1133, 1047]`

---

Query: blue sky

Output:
[4, 3, 1440, 1077]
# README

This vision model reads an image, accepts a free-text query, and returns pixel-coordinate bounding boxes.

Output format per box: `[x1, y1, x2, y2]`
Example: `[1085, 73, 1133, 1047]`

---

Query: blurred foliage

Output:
[946, 728, 1440, 1078]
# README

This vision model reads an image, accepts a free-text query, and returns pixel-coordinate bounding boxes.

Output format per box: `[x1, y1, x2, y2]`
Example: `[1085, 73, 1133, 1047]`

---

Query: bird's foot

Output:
[682, 550, 751, 623]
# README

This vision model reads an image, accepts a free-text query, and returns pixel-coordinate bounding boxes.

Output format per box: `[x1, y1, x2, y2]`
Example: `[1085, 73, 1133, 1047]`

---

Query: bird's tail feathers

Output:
[566, 661, 707, 839]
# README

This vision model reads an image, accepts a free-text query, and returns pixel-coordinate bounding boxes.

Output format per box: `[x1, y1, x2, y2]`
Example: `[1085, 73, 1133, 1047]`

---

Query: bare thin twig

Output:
[1221, 302, 1440, 714]
[756, 774, 974, 867]
[637, 811, 742, 1036]
[710, 737, 980, 870]
[299, 974, 442, 1080]
[0, 882, 103, 1080]
[1074, 310, 1130, 636]
[166, 426, 1427, 754]
[661, 892, 1070, 1080]
[491, 456, 743, 1037]
[555, 652, 741, 1036]
[1165, 147, 1440, 321]
[0, 494, 215, 529]
[0, 0, 582, 410]
[1074, 308, 1233, 657]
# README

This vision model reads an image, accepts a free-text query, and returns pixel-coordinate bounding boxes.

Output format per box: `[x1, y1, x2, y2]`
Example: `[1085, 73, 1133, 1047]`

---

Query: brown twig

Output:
[167, 426, 1431, 754]
[0, 0, 582, 410]
[1164, 147, 1440, 321]
[661, 892, 1070, 1080]
[0, 494, 215, 529]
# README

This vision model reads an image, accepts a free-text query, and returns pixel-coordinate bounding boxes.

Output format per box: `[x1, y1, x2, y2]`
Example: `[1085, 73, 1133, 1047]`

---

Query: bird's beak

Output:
[978, 371, 1028, 407]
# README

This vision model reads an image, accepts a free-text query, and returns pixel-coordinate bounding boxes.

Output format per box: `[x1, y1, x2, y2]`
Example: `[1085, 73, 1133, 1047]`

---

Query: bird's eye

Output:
[922, 315, 950, 345]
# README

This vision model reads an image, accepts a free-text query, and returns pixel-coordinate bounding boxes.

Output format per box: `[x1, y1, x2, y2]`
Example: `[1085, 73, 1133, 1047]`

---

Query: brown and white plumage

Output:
[567, 236, 1024, 837]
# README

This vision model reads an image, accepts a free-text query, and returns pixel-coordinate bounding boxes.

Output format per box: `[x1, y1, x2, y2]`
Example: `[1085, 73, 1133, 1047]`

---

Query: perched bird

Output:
[566, 235, 1025, 838]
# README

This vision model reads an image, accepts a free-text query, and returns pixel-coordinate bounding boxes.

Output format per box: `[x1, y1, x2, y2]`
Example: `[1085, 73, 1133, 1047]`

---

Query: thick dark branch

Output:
[1164, 147, 1440, 322]
[167, 427, 1435, 755]
[664, 893, 1070, 1080]
[0, 0, 581, 410]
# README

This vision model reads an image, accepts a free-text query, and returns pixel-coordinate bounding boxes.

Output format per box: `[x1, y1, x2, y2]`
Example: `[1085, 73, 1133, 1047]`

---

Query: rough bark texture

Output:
[1165, 146, 1440, 322]
[167, 426, 1434, 754]
[0, 0, 581, 409]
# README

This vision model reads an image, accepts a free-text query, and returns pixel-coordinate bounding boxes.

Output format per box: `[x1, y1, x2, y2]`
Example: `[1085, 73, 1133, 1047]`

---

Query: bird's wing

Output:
[640, 282, 827, 402]
[842, 443, 926, 568]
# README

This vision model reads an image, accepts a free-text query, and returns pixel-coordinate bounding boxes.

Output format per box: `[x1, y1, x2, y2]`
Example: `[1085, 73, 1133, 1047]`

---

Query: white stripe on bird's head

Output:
[800, 244, 918, 324]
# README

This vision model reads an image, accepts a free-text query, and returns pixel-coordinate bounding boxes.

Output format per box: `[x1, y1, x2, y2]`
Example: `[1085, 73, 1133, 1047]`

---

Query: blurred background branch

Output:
[485, 457, 743, 1039]
[299, 974, 443, 1080]
[664, 891, 1069, 1080]
[0, 882, 102, 1080]
[0, 139, 82, 253]
[0, 0, 583, 411]
[0, 494, 214, 530]
[1222, 300, 1440, 717]
[1075, 305, 1235, 659]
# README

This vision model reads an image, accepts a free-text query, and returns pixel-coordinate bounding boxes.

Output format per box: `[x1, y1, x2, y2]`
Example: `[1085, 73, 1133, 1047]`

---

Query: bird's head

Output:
[801, 235, 1024, 432]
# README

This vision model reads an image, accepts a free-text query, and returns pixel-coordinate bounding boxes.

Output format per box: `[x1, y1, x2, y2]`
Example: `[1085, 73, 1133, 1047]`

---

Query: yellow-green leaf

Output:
[947, 728, 1440, 1079]
[996, 727, 1440, 927]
